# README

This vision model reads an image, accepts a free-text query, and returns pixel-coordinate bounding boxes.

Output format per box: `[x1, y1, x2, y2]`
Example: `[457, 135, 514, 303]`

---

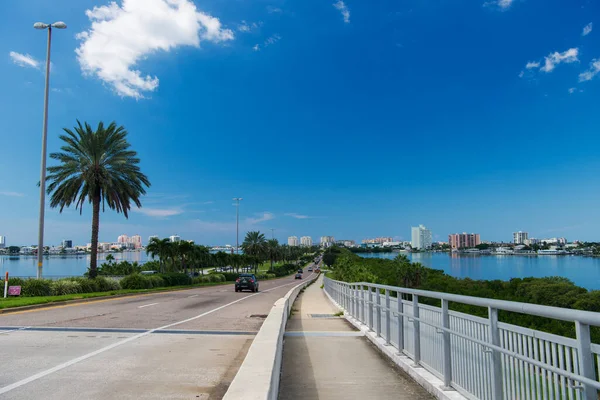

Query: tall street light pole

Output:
[34, 21, 67, 279]
[233, 198, 243, 254]
[270, 228, 275, 240]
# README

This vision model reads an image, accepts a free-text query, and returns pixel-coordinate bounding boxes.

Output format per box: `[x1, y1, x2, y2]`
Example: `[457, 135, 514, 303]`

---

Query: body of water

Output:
[358, 252, 600, 291]
[0, 252, 152, 278]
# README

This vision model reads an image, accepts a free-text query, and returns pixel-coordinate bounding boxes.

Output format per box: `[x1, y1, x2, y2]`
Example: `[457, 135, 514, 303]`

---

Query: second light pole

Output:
[233, 198, 243, 254]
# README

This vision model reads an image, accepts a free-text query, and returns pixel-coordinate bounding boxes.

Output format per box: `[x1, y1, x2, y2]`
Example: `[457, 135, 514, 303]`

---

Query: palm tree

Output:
[190, 245, 210, 275]
[177, 241, 194, 275]
[46, 121, 150, 278]
[266, 239, 280, 271]
[146, 238, 171, 273]
[242, 231, 267, 274]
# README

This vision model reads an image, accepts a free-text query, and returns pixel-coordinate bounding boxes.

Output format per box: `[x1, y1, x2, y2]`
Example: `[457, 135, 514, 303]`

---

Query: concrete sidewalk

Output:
[278, 275, 433, 399]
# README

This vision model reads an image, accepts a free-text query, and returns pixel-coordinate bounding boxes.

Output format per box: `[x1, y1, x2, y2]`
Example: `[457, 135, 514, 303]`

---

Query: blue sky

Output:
[1, 0, 600, 246]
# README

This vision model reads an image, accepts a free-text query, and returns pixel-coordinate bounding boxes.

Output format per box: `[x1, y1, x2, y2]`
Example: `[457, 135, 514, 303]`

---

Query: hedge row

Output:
[119, 273, 193, 290]
[7, 277, 120, 297]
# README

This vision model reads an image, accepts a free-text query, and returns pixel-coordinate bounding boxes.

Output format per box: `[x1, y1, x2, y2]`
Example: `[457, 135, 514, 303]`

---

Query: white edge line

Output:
[137, 303, 159, 308]
[187, 294, 199, 298]
[0, 274, 313, 395]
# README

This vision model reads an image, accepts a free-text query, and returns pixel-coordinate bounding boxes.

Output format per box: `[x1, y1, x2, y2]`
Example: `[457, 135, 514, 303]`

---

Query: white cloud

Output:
[76, 0, 234, 99]
[483, 0, 513, 10]
[525, 61, 540, 69]
[284, 213, 310, 219]
[133, 207, 184, 217]
[264, 34, 281, 46]
[253, 44, 260, 51]
[333, 1, 350, 23]
[540, 48, 579, 73]
[245, 212, 275, 224]
[238, 20, 261, 32]
[583, 22, 593, 36]
[518, 70, 525, 78]
[267, 6, 282, 13]
[9, 52, 40, 69]
[568, 87, 576, 94]
[579, 59, 600, 82]
[0, 191, 25, 197]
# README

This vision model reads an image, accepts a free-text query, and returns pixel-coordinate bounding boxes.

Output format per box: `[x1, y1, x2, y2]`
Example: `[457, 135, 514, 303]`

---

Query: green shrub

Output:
[22, 279, 53, 297]
[7, 277, 26, 287]
[120, 274, 152, 290]
[93, 276, 120, 292]
[147, 275, 165, 288]
[67, 277, 98, 293]
[51, 280, 82, 296]
[265, 273, 276, 280]
[157, 273, 191, 286]
[219, 272, 241, 281]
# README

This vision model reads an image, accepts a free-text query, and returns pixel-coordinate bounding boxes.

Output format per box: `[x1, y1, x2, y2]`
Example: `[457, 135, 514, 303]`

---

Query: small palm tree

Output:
[46, 121, 150, 278]
[242, 231, 267, 274]
[266, 239, 279, 271]
[177, 241, 194, 275]
[146, 238, 171, 273]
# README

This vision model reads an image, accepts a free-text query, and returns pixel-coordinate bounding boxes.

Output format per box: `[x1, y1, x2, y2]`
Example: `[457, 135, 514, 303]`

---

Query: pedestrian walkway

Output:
[278, 275, 433, 400]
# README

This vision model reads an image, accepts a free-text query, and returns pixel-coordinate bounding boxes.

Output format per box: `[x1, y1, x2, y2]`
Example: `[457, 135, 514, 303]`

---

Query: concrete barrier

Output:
[222, 273, 318, 400]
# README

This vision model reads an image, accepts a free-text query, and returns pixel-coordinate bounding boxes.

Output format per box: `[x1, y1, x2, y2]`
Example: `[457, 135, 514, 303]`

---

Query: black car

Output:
[298, 269, 303, 273]
[235, 274, 259, 292]
[295, 273, 302, 279]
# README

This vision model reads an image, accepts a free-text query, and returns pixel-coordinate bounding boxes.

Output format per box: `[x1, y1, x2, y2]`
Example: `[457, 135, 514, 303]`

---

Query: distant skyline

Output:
[1, 1, 600, 246]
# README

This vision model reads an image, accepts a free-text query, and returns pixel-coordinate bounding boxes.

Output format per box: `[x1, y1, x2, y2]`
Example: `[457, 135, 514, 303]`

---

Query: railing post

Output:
[397, 291, 404, 355]
[441, 299, 453, 390]
[385, 289, 391, 345]
[413, 294, 420, 366]
[368, 286, 374, 331]
[360, 285, 365, 324]
[376, 288, 382, 337]
[488, 307, 504, 400]
[576, 321, 597, 400]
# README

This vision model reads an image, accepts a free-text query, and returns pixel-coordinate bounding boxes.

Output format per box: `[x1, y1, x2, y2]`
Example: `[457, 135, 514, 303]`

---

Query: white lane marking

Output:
[137, 303, 159, 309]
[0, 273, 314, 395]
[187, 295, 198, 298]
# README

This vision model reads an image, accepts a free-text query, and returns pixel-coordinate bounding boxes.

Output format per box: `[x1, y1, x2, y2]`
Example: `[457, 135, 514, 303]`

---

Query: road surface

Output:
[0, 271, 315, 399]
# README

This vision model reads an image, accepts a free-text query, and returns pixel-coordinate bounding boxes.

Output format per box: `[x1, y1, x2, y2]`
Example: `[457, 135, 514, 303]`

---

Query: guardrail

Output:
[323, 276, 600, 400]
[223, 272, 319, 400]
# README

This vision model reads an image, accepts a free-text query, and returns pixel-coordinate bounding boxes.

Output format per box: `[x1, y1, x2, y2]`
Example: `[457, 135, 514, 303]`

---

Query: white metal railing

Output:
[323, 276, 600, 400]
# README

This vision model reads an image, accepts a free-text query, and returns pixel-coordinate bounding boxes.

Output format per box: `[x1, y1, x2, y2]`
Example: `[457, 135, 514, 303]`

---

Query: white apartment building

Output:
[170, 235, 181, 243]
[513, 231, 528, 245]
[0, 236, 5, 248]
[300, 236, 313, 246]
[411, 225, 432, 250]
[320, 236, 335, 246]
[288, 236, 299, 246]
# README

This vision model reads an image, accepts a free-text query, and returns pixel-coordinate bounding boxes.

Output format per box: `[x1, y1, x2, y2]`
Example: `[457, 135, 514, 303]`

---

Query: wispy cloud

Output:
[238, 20, 261, 32]
[541, 48, 579, 72]
[284, 213, 310, 219]
[246, 212, 275, 224]
[583, 22, 593, 36]
[525, 61, 540, 69]
[333, 1, 350, 23]
[75, 0, 234, 99]
[9, 52, 40, 69]
[267, 6, 282, 13]
[253, 44, 260, 51]
[568, 87, 576, 94]
[133, 207, 184, 218]
[255, 34, 281, 51]
[0, 191, 25, 197]
[484, 0, 513, 11]
[579, 59, 600, 82]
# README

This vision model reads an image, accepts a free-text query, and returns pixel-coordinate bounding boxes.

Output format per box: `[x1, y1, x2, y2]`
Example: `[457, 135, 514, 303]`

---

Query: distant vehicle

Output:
[308, 267, 313, 272]
[315, 268, 321, 273]
[295, 273, 302, 279]
[298, 269, 303, 273]
[235, 274, 259, 292]
[140, 270, 157, 275]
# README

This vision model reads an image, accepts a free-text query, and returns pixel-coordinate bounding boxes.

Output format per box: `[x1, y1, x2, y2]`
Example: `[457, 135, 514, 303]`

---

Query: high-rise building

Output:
[170, 235, 181, 243]
[448, 233, 481, 249]
[61, 239, 73, 249]
[411, 225, 432, 249]
[320, 236, 335, 246]
[117, 234, 129, 244]
[300, 236, 313, 247]
[513, 231, 528, 245]
[130, 235, 142, 249]
[0, 236, 5, 249]
[288, 236, 299, 246]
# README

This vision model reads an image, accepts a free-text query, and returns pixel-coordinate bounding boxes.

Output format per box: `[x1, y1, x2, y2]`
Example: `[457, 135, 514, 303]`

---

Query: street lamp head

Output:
[51, 21, 67, 29]
[34, 22, 49, 29]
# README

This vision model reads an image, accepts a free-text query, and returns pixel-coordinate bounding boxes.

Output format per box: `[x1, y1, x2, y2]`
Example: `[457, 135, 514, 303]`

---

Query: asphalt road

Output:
[0, 269, 316, 399]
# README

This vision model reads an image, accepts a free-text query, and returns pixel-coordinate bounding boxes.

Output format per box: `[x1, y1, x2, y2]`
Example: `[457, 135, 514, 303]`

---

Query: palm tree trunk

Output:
[89, 192, 101, 279]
